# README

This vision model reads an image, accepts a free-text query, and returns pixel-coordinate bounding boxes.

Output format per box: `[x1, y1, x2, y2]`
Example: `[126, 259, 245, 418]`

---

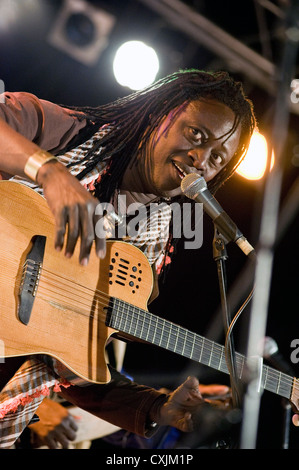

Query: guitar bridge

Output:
[18, 235, 46, 325]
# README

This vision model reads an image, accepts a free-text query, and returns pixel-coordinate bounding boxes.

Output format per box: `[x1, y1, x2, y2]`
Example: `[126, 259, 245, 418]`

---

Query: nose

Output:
[188, 148, 209, 173]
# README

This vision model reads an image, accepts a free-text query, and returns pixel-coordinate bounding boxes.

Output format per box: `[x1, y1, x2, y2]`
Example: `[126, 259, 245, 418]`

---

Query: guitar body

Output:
[1, 182, 298, 412]
[0, 181, 153, 384]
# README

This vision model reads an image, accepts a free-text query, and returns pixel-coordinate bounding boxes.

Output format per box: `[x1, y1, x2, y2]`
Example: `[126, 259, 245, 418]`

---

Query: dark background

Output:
[1, 0, 298, 449]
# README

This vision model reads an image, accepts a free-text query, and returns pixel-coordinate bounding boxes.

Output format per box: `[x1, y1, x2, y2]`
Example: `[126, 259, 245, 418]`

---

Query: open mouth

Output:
[172, 161, 188, 180]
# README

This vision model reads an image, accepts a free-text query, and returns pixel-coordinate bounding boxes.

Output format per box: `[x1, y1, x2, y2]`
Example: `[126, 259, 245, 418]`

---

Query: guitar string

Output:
[5, 260, 298, 395]
[7, 257, 299, 396]
[35, 270, 298, 395]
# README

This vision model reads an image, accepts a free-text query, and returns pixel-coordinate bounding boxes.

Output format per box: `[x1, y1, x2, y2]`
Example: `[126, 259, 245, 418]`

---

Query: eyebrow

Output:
[198, 120, 239, 156]
[194, 125, 226, 156]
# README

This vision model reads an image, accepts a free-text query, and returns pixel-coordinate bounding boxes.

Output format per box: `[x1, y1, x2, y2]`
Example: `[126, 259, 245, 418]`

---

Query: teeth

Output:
[173, 162, 187, 179]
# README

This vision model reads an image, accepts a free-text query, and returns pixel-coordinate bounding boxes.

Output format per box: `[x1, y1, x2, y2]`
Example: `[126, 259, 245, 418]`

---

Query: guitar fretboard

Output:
[107, 298, 294, 400]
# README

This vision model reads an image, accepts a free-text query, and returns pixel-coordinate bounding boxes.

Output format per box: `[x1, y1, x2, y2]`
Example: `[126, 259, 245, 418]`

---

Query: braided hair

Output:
[62, 69, 256, 276]
[64, 69, 256, 200]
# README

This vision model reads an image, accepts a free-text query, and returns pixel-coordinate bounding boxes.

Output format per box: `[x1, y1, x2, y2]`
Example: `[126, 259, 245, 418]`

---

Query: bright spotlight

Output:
[113, 40, 159, 90]
[236, 131, 274, 181]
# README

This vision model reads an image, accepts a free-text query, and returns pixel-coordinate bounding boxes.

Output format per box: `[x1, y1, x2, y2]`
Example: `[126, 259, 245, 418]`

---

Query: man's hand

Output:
[29, 398, 78, 449]
[198, 383, 231, 409]
[156, 377, 231, 432]
[37, 160, 106, 264]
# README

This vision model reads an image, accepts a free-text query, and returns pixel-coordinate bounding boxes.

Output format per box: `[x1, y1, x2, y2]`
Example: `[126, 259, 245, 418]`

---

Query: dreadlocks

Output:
[63, 69, 256, 202]
[60, 69, 256, 278]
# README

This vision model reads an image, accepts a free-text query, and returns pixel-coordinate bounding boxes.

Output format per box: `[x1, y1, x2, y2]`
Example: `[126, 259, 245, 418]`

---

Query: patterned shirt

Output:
[0, 121, 173, 447]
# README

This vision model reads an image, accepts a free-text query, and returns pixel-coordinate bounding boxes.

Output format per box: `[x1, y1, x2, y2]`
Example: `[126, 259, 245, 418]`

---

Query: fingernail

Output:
[97, 250, 106, 259]
[81, 257, 89, 266]
[292, 415, 299, 426]
[65, 252, 72, 258]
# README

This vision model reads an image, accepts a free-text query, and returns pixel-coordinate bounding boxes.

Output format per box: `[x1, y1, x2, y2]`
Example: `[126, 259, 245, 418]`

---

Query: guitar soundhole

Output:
[108, 251, 142, 294]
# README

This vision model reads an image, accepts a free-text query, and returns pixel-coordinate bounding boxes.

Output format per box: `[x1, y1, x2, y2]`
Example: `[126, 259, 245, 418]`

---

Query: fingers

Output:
[199, 384, 230, 398]
[78, 202, 97, 266]
[292, 414, 299, 426]
[94, 211, 107, 259]
[181, 376, 202, 400]
[54, 201, 107, 265]
[183, 376, 201, 392]
[54, 206, 68, 254]
[44, 416, 78, 449]
[41, 164, 107, 264]
[179, 412, 194, 433]
[169, 376, 203, 412]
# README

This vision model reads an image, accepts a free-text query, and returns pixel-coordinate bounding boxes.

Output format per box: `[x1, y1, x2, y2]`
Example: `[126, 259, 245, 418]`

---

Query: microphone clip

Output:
[213, 227, 228, 261]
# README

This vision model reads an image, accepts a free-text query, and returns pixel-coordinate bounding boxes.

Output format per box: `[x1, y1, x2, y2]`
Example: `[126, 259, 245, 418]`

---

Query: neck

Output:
[121, 159, 154, 194]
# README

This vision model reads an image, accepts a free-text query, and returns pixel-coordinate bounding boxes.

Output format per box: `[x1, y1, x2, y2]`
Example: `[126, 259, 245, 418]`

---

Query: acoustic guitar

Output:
[0, 181, 298, 412]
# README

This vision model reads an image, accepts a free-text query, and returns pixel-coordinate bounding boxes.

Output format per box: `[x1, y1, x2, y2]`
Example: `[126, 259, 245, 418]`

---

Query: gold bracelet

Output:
[24, 150, 57, 182]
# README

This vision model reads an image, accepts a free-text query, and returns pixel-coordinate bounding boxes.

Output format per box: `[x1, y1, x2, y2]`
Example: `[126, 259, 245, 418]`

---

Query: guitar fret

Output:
[146, 315, 154, 343]
[3, 180, 296, 408]
[165, 323, 171, 350]
[276, 371, 281, 394]
[172, 324, 179, 353]
[219, 348, 224, 371]
[278, 374, 293, 398]
[189, 332, 196, 359]
[158, 319, 165, 347]
[151, 315, 158, 345]
[198, 337, 203, 364]
[264, 368, 292, 399]
[184, 332, 195, 358]
[180, 329, 187, 356]
[238, 354, 245, 380]
[208, 342, 214, 367]
[263, 366, 269, 391]
[138, 308, 146, 340]
[108, 298, 294, 403]
[119, 300, 128, 333]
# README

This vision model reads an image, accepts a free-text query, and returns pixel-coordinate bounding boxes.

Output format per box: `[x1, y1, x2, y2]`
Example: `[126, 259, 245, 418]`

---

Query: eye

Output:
[188, 127, 205, 144]
[210, 153, 225, 167]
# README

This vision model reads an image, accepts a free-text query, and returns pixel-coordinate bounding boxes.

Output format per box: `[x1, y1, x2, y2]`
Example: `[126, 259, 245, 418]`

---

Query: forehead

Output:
[157, 98, 240, 146]
[153, 98, 241, 150]
[180, 98, 237, 129]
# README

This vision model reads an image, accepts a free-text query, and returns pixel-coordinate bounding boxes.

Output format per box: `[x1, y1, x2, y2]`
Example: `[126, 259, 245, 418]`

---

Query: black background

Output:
[1, 0, 298, 449]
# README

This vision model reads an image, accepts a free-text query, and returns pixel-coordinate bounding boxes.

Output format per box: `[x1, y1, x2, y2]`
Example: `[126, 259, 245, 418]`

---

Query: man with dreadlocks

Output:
[0, 69, 263, 448]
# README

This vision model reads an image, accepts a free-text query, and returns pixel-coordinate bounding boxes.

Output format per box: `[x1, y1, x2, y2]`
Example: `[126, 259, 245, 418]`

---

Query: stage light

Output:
[0, 0, 40, 32]
[236, 131, 274, 180]
[48, 0, 115, 66]
[113, 41, 159, 90]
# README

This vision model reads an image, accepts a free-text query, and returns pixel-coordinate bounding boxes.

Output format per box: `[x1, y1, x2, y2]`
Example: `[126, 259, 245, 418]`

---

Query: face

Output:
[123, 99, 241, 197]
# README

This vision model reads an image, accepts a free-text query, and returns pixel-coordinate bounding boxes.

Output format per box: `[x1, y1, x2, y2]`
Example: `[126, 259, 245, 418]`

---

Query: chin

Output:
[163, 187, 182, 198]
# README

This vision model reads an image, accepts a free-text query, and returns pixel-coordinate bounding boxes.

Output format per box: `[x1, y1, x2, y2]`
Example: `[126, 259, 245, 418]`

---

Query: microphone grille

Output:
[181, 173, 207, 199]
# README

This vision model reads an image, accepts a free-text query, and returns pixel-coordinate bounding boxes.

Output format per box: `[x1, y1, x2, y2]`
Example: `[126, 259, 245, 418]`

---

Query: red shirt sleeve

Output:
[0, 92, 87, 153]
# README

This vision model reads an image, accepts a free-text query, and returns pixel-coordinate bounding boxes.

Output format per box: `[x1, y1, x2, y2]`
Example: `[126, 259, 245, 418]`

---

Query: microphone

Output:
[181, 173, 255, 258]
[263, 337, 295, 377]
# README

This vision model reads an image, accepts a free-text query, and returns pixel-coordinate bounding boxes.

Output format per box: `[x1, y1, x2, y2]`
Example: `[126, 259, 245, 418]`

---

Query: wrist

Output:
[148, 393, 168, 426]
[24, 149, 57, 184]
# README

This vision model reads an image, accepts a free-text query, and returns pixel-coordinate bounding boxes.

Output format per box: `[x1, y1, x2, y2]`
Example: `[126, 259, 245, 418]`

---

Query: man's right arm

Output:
[0, 92, 105, 263]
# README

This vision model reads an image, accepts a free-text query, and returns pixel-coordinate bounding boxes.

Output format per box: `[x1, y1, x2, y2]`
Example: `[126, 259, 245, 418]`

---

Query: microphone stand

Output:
[212, 227, 243, 414]
[281, 400, 292, 449]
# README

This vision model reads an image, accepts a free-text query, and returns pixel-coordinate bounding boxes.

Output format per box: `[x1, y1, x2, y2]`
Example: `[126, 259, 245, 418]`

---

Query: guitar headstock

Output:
[290, 377, 299, 412]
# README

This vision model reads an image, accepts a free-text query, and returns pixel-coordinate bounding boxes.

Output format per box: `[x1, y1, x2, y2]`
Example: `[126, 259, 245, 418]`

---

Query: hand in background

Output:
[29, 398, 78, 449]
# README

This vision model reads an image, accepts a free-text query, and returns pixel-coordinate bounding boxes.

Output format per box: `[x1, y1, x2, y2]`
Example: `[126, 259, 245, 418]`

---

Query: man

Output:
[0, 69, 257, 448]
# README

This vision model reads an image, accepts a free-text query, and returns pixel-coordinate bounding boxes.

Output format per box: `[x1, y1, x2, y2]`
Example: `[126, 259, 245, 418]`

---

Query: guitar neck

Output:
[107, 297, 294, 401]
